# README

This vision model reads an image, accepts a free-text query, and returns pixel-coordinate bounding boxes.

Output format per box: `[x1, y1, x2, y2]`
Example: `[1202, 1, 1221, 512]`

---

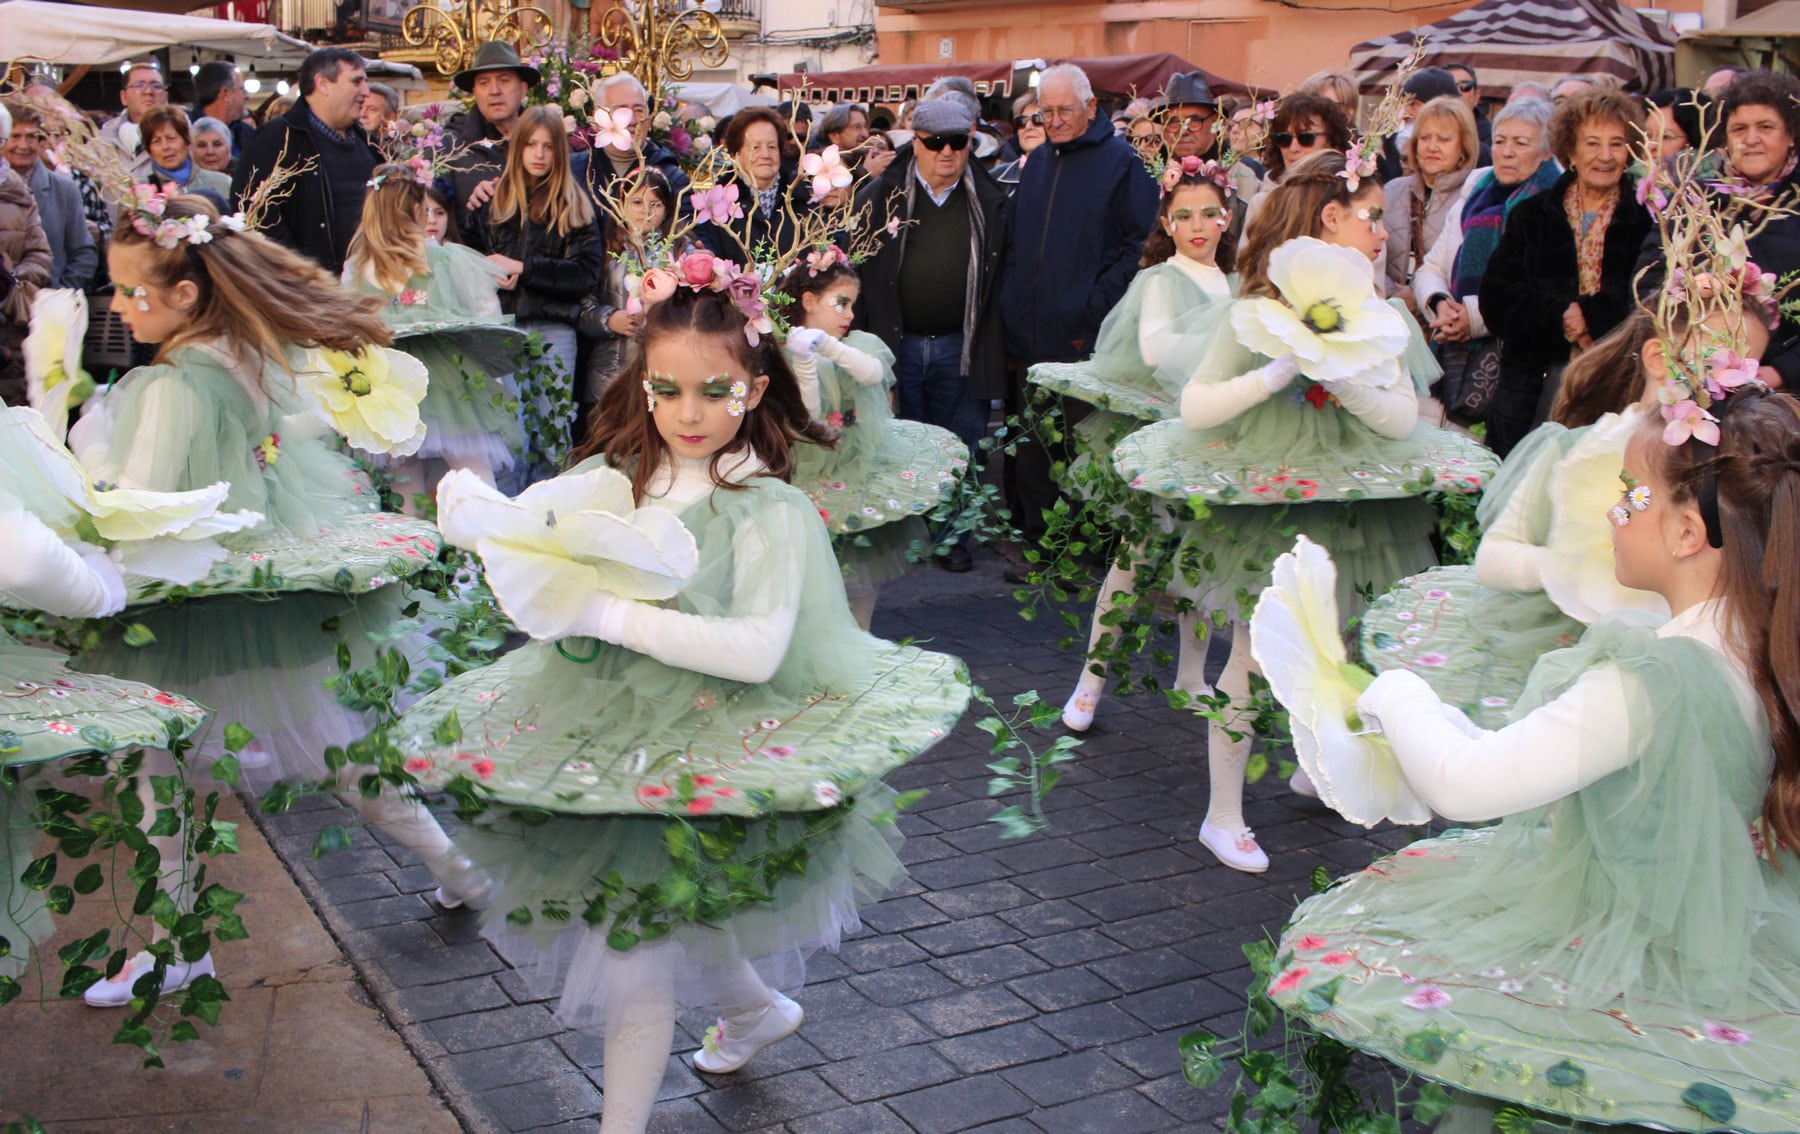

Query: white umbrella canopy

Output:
[667, 81, 776, 117]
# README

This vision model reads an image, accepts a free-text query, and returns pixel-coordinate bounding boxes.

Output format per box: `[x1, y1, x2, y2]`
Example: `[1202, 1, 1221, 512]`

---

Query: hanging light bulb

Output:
[189, 63, 201, 76]
[276, 79, 290, 95]
[244, 63, 262, 94]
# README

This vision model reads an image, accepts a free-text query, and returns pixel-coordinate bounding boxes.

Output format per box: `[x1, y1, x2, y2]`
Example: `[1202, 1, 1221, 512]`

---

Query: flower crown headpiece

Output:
[367, 156, 434, 191]
[634, 249, 776, 346]
[126, 183, 248, 249]
[802, 243, 850, 276]
[1638, 102, 1795, 450]
[1337, 43, 1424, 194]
[1159, 156, 1232, 197]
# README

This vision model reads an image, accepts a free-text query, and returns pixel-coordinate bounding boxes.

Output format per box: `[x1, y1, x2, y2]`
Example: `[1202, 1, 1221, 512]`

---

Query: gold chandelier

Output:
[399, 0, 557, 78]
[596, 0, 730, 108]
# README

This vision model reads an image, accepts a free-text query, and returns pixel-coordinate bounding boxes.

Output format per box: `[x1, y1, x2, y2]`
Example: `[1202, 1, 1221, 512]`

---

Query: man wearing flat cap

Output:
[1161, 71, 1220, 161]
[443, 41, 540, 217]
[855, 96, 1009, 572]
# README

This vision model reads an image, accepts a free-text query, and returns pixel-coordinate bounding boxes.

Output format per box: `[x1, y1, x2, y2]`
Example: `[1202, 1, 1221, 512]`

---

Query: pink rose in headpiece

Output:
[1179, 155, 1204, 175]
[678, 251, 718, 287]
[641, 268, 678, 304]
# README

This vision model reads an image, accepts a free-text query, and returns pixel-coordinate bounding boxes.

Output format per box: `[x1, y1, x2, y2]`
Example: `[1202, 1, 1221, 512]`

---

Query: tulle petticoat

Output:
[468, 785, 906, 1033]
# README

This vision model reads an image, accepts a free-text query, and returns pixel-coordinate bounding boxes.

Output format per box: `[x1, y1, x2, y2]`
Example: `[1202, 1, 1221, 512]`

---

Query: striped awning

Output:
[1347, 0, 1678, 96]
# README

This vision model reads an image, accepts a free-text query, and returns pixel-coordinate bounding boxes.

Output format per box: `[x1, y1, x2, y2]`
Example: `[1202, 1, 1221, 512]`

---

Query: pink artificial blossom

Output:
[1706, 350, 1760, 400]
[1704, 1022, 1752, 1045]
[1662, 399, 1721, 446]
[691, 183, 744, 226]
[1402, 985, 1452, 1010]
[1270, 966, 1309, 993]
[800, 144, 853, 201]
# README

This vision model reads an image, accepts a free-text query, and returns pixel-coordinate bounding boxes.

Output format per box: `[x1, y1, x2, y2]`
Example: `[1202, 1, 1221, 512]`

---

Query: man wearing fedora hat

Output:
[1160, 71, 1220, 162]
[443, 41, 540, 216]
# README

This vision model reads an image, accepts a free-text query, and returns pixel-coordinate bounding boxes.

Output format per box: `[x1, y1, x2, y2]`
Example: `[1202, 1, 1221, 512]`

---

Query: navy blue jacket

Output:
[999, 114, 1158, 363]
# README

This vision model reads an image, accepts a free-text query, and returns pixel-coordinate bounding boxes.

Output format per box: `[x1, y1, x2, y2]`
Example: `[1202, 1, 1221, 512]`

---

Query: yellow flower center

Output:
[1303, 302, 1341, 333]
[343, 369, 373, 397]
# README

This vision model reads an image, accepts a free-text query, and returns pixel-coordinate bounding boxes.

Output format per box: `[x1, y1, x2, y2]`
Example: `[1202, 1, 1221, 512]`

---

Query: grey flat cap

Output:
[912, 97, 977, 134]
[1164, 71, 1216, 108]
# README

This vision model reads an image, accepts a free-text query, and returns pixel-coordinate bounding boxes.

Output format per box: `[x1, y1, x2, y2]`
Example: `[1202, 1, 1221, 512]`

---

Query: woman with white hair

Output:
[1413, 97, 1561, 425]
[188, 116, 236, 175]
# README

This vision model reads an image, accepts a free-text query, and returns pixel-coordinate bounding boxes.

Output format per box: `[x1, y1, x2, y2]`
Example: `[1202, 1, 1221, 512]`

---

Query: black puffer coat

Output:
[465, 203, 604, 322]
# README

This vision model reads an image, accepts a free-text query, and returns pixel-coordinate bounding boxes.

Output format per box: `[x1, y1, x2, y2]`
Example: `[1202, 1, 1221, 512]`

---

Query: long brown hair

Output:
[1140, 176, 1237, 272]
[112, 193, 390, 365]
[1237, 150, 1374, 299]
[1552, 311, 1656, 427]
[1649, 391, 1800, 851]
[346, 164, 430, 294]
[572, 287, 835, 502]
[490, 106, 595, 234]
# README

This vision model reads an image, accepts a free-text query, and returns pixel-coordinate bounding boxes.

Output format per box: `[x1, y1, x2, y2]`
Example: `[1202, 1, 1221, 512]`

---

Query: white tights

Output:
[1203, 621, 1256, 834]
[1072, 559, 1212, 700]
[131, 749, 473, 935]
[594, 939, 776, 1134]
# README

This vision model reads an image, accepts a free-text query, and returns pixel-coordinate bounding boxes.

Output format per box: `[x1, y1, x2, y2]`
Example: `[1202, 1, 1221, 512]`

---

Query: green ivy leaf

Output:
[223, 722, 254, 753]
[505, 906, 535, 927]
[146, 807, 181, 838]
[1401, 1028, 1449, 1065]
[0, 975, 19, 1008]
[1179, 1031, 1225, 1089]
[44, 885, 74, 915]
[122, 623, 156, 648]
[312, 825, 354, 858]
[21, 853, 55, 891]
[211, 753, 241, 788]
[73, 863, 105, 895]
[1297, 975, 1343, 1014]
[1309, 865, 1332, 895]
[432, 711, 463, 747]
[1680, 1083, 1736, 1124]
[1493, 1105, 1537, 1134]
[1543, 1059, 1586, 1089]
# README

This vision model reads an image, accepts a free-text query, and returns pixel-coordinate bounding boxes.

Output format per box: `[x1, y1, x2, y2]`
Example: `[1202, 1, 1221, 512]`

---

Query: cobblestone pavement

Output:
[251, 555, 1415, 1133]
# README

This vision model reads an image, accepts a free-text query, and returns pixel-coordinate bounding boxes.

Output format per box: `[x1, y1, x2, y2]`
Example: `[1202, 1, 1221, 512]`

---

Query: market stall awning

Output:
[1347, 0, 1677, 96]
[0, 0, 417, 76]
[779, 53, 1254, 103]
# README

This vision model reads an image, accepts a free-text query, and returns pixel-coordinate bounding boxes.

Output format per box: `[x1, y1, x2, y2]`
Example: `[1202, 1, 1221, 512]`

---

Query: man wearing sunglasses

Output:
[855, 96, 1010, 570]
[1159, 71, 1221, 162]
[1445, 63, 1493, 147]
[999, 62, 1158, 547]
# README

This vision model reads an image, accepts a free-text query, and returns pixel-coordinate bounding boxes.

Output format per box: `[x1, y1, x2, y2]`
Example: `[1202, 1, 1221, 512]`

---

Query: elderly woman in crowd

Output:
[1383, 95, 1481, 311]
[1412, 97, 1561, 426]
[134, 106, 232, 199]
[700, 105, 807, 260]
[189, 116, 236, 175]
[993, 91, 1048, 193]
[1640, 88, 1698, 165]
[1479, 87, 1649, 455]
[1244, 91, 1352, 224]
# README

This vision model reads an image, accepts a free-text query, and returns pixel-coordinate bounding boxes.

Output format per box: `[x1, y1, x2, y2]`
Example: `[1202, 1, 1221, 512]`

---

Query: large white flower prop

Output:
[302, 347, 429, 457]
[1541, 411, 1672, 624]
[1249, 536, 1434, 828]
[436, 467, 700, 640]
[1232, 237, 1408, 386]
[2, 406, 263, 587]
[22, 289, 96, 441]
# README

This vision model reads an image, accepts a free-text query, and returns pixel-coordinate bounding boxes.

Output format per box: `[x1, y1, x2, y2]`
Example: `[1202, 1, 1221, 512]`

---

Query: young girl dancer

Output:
[782, 250, 966, 630]
[1268, 388, 1800, 1133]
[344, 162, 526, 503]
[1113, 150, 1491, 871]
[392, 281, 969, 1134]
[575, 168, 675, 411]
[68, 194, 483, 1003]
[1032, 159, 1238, 732]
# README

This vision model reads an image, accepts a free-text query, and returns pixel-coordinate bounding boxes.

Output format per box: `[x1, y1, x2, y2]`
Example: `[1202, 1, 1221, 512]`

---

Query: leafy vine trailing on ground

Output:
[3, 720, 246, 1068]
[973, 687, 1083, 839]
[1179, 870, 1469, 1134]
[512, 330, 577, 474]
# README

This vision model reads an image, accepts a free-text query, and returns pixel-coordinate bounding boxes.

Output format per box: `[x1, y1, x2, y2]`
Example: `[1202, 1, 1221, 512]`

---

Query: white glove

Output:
[563, 588, 630, 644]
[1354, 668, 1435, 735]
[1259, 354, 1303, 394]
[786, 327, 828, 360]
[83, 546, 128, 617]
[1436, 702, 1484, 739]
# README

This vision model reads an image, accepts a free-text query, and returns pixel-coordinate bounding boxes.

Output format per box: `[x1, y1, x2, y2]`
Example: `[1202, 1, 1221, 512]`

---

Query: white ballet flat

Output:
[83, 950, 215, 1008]
[692, 992, 803, 1074]
[1061, 688, 1100, 732]
[1199, 820, 1269, 874]
[1288, 766, 1320, 799]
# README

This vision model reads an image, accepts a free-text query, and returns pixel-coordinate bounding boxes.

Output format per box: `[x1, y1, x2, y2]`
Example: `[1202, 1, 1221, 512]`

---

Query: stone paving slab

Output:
[249, 552, 1416, 1133]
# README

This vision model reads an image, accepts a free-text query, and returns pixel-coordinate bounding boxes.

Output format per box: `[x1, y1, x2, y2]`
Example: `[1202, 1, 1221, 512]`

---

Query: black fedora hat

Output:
[453, 41, 542, 93]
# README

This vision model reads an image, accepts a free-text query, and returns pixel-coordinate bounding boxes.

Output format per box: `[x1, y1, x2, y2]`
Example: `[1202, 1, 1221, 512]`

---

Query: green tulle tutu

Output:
[1026, 262, 1233, 420]
[1271, 619, 1800, 1132]
[795, 332, 967, 536]
[346, 242, 526, 471]
[66, 341, 437, 784]
[1, 631, 209, 978]
[394, 472, 970, 1032]
[791, 333, 962, 588]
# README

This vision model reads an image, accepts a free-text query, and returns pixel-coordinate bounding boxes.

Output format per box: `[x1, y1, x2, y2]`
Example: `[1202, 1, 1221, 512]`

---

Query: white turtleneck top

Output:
[1358, 598, 1756, 822]
[585, 451, 802, 685]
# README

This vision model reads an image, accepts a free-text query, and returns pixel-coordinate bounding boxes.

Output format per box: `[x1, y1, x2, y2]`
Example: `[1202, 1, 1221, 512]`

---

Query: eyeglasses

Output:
[1456, 80, 1477, 92]
[1273, 131, 1321, 148]
[1013, 112, 1044, 128]
[919, 133, 970, 152]
[127, 80, 167, 93]
[1168, 113, 1215, 133]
